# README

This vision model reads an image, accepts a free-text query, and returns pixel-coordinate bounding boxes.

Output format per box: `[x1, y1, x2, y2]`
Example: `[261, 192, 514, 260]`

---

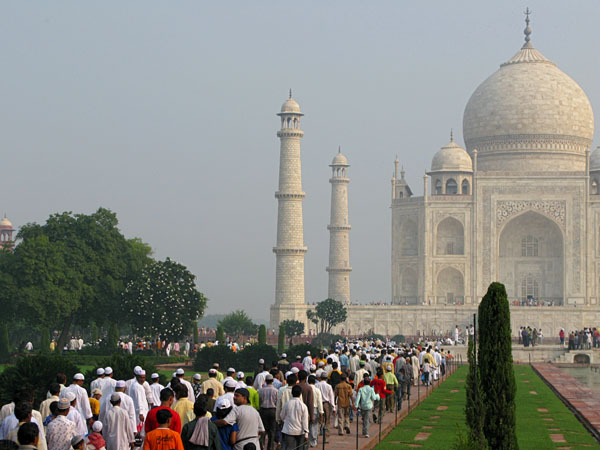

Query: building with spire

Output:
[270, 12, 600, 336]
[0, 215, 15, 250]
[327, 148, 351, 304]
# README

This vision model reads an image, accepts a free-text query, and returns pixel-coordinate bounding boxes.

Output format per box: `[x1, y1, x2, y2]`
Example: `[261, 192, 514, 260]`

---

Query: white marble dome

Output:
[280, 97, 301, 114]
[431, 140, 473, 172]
[463, 42, 594, 172]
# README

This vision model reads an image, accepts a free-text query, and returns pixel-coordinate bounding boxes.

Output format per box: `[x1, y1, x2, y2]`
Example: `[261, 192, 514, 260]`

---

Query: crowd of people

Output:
[0, 339, 455, 450]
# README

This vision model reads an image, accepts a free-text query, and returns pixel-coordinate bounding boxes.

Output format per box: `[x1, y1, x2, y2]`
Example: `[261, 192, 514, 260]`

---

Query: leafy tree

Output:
[122, 258, 207, 342]
[281, 319, 304, 346]
[465, 336, 487, 448]
[306, 299, 347, 334]
[278, 324, 285, 353]
[90, 323, 99, 343]
[258, 325, 266, 344]
[3, 209, 152, 350]
[216, 326, 225, 345]
[478, 282, 517, 450]
[218, 310, 257, 341]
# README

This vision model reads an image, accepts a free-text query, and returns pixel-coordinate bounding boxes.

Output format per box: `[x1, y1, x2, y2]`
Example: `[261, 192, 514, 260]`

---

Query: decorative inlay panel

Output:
[496, 200, 566, 228]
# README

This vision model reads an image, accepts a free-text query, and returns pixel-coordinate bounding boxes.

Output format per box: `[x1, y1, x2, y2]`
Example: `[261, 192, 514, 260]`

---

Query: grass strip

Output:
[375, 365, 598, 449]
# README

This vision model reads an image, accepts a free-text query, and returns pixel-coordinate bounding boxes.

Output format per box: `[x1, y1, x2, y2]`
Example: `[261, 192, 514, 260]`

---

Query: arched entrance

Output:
[400, 267, 418, 305]
[498, 211, 563, 305]
[436, 267, 464, 304]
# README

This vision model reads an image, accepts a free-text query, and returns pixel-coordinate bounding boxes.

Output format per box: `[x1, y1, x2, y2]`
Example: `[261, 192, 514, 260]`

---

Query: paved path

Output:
[533, 363, 600, 441]
[316, 366, 461, 450]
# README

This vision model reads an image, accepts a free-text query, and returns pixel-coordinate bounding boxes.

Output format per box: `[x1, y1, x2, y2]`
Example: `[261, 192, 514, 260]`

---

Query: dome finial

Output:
[450, 129, 454, 142]
[338, 145, 341, 154]
[523, 7, 532, 47]
[289, 88, 292, 99]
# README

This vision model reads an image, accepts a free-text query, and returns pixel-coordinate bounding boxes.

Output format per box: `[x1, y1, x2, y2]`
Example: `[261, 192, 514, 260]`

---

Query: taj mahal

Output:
[269, 14, 600, 338]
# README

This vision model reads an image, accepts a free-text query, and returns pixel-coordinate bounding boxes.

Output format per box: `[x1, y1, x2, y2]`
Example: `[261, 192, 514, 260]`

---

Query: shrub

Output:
[0, 356, 79, 407]
[194, 345, 237, 371]
[391, 334, 405, 343]
[311, 334, 343, 350]
[287, 344, 320, 360]
[107, 324, 119, 351]
[236, 344, 278, 372]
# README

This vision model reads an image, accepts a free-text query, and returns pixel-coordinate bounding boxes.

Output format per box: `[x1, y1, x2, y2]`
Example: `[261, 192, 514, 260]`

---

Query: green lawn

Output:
[375, 365, 598, 449]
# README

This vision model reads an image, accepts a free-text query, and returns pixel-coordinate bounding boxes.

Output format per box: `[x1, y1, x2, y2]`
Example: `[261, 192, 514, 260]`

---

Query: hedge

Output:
[194, 344, 278, 372]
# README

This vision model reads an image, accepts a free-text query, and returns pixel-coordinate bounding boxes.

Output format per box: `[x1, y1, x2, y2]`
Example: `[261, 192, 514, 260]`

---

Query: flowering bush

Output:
[121, 258, 206, 342]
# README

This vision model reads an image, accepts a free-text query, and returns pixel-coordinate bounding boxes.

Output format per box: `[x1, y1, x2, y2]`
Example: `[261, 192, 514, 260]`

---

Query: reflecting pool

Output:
[557, 365, 600, 394]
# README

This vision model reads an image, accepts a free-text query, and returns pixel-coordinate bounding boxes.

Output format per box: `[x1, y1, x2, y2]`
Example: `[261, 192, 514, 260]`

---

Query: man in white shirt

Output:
[62, 374, 92, 426]
[104, 394, 135, 450]
[63, 392, 87, 436]
[280, 385, 308, 450]
[302, 352, 312, 373]
[149, 373, 164, 406]
[90, 368, 105, 393]
[100, 367, 116, 400]
[175, 368, 196, 403]
[128, 371, 149, 426]
[100, 380, 136, 432]
[214, 388, 264, 450]
[316, 372, 335, 435]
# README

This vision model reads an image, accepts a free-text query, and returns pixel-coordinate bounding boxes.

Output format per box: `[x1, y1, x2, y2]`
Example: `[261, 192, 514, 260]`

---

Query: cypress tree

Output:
[465, 336, 487, 448]
[0, 323, 9, 362]
[90, 323, 99, 343]
[193, 324, 199, 346]
[478, 282, 518, 450]
[258, 324, 267, 345]
[216, 325, 225, 345]
[40, 327, 51, 354]
[278, 324, 285, 353]
[107, 323, 119, 352]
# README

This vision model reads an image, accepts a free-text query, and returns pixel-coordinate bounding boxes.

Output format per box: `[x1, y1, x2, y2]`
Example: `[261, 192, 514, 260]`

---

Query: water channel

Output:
[557, 365, 600, 393]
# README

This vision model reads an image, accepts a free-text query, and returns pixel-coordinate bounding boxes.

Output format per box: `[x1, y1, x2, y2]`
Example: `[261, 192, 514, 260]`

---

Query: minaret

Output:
[327, 147, 351, 304]
[273, 91, 307, 306]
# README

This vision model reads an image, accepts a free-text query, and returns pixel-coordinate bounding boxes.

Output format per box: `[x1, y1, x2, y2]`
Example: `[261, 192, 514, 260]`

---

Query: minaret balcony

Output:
[327, 225, 351, 231]
[277, 130, 304, 138]
[275, 192, 306, 199]
[273, 246, 308, 255]
[326, 266, 352, 272]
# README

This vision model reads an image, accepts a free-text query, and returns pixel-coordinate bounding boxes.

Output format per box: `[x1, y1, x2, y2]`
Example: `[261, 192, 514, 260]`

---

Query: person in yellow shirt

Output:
[382, 364, 398, 412]
[89, 389, 102, 420]
[172, 385, 195, 425]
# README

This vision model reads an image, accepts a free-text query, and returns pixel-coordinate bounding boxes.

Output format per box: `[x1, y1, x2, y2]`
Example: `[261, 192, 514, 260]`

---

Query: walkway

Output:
[533, 363, 600, 442]
[321, 365, 461, 450]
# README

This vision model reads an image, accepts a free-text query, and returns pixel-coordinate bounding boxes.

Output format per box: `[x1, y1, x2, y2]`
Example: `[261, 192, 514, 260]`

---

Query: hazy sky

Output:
[2, 2, 599, 321]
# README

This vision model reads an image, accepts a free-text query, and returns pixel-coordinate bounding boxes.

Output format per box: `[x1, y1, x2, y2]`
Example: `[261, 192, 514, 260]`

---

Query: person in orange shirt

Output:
[143, 409, 184, 450]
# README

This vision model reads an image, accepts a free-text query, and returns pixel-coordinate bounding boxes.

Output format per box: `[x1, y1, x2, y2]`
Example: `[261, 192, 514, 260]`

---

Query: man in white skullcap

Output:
[214, 379, 236, 412]
[128, 370, 149, 426]
[46, 398, 77, 450]
[221, 368, 236, 387]
[62, 373, 92, 428]
[192, 374, 202, 399]
[236, 372, 247, 389]
[149, 373, 164, 406]
[302, 351, 313, 373]
[64, 391, 87, 436]
[127, 366, 156, 408]
[100, 367, 116, 401]
[104, 393, 135, 450]
[100, 380, 136, 433]
[175, 368, 196, 403]
[253, 363, 269, 390]
[90, 368, 105, 393]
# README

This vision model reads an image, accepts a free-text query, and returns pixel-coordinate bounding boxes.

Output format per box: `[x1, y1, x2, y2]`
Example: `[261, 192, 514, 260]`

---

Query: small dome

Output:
[0, 217, 13, 228]
[591, 147, 600, 171]
[280, 97, 301, 114]
[431, 141, 473, 172]
[331, 151, 348, 166]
